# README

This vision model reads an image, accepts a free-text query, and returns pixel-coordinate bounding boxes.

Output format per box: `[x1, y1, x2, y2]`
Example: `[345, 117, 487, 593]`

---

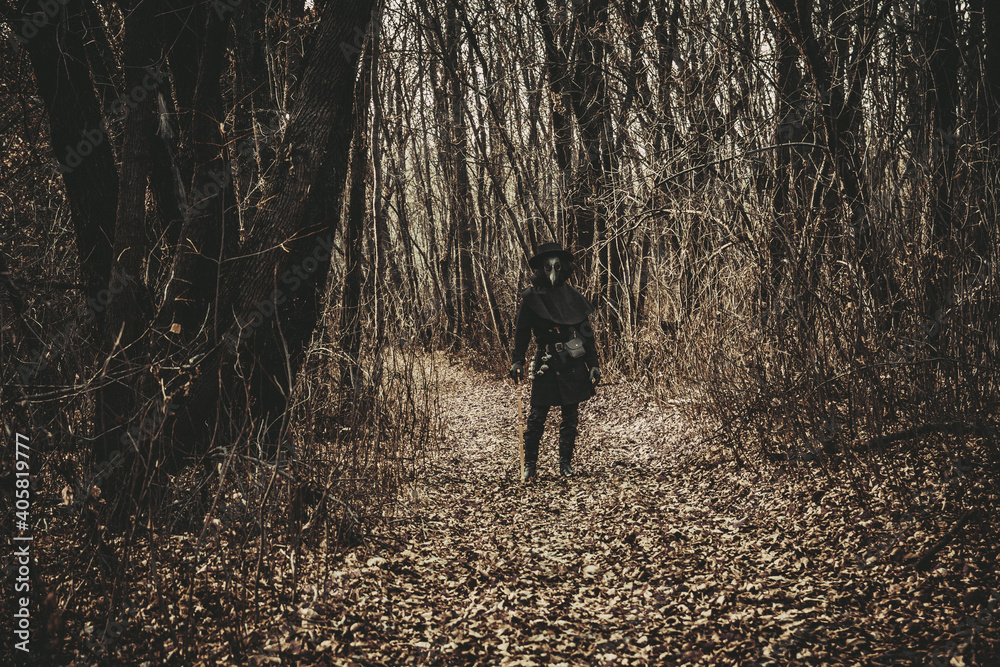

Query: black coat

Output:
[512, 284, 599, 407]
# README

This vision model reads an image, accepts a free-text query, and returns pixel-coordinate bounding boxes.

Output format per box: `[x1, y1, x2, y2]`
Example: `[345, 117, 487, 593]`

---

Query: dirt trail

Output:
[305, 362, 997, 666]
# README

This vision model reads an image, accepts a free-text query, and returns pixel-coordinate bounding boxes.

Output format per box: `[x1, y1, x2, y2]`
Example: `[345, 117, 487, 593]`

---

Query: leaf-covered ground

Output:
[274, 363, 998, 666]
[24, 360, 999, 666]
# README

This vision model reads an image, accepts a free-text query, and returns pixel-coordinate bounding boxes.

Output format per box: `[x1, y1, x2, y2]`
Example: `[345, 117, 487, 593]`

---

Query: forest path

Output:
[309, 361, 990, 666]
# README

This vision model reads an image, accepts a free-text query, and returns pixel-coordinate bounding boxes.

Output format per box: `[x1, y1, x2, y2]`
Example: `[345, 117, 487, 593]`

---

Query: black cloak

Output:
[512, 284, 599, 407]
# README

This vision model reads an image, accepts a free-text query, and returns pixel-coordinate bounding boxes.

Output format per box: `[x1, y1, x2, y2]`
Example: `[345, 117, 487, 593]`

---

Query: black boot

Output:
[559, 403, 579, 477]
[523, 406, 548, 484]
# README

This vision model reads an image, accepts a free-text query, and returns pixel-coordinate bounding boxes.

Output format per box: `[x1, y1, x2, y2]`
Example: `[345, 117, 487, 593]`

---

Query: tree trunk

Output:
[445, 3, 478, 343]
[533, 0, 575, 239]
[763, 0, 804, 324]
[340, 23, 375, 391]
[166, 0, 376, 473]
[769, 0, 896, 319]
[15, 0, 118, 306]
[94, 0, 161, 476]
[922, 0, 960, 355]
[155, 8, 234, 346]
[985, 0, 1000, 150]
[978, 0, 1000, 294]
[568, 0, 610, 277]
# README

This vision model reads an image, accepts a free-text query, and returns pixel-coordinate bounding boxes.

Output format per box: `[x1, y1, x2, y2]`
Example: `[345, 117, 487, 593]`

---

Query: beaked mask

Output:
[545, 256, 563, 287]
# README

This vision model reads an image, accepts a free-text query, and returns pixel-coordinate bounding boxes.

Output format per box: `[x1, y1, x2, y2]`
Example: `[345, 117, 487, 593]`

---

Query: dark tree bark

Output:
[155, 7, 234, 347]
[231, 0, 272, 211]
[452, 3, 536, 260]
[533, 0, 576, 237]
[922, 0, 960, 354]
[417, 0, 477, 346]
[533, 0, 614, 325]
[444, 2, 478, 343]
[985, 0, 1000, 150]
[160, 0, 205, 252]
[978, 0, 1000, 285]
[147, 0, 376, 490]
[340, 22, 375, 391]
[607, 0, 651, 334]
[567, 0, 610, 275]
[644, 0, 683, 327]
[94, 0, 161, 470]
[768, 0, 897, 317]
[762, 0, 805, 323]
[634, 229, 652, 329]
[14, 0, 118, 306]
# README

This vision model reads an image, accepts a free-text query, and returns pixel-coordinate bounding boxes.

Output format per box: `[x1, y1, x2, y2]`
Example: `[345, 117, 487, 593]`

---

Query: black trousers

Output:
[523, 403, 579, 465]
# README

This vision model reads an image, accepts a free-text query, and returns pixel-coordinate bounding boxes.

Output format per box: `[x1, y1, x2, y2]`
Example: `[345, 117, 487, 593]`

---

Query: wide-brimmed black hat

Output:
[528, 242, 575, 269]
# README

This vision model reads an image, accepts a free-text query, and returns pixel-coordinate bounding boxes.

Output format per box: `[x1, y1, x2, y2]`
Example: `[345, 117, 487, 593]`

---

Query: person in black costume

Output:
[509, 243, 601, 482]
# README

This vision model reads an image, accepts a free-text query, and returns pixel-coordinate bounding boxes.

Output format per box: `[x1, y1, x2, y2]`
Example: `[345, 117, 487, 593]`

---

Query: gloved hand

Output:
[589, 366, 601, 386]
[509, 362, 524, 383]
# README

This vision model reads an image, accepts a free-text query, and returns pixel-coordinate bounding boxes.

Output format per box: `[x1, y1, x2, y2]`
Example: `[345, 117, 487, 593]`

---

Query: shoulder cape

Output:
[520, 284, 594, 325]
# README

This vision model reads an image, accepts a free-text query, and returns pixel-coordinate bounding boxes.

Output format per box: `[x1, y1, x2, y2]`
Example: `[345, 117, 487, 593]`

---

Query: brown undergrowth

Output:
[6, 356, 998, 665]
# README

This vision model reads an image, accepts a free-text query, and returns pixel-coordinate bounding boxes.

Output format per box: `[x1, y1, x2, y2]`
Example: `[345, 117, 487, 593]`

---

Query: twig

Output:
[912, 510, 975, 572]
[862, 422, 996, 452]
